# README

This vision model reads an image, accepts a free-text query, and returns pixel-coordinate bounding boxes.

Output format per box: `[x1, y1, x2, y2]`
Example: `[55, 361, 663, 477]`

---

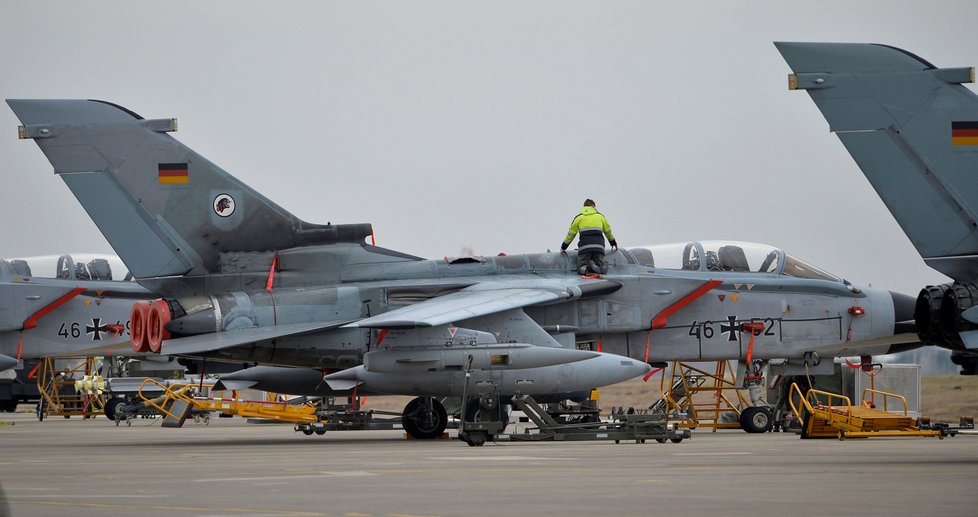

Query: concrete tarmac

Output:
[0, 412, 976, 516]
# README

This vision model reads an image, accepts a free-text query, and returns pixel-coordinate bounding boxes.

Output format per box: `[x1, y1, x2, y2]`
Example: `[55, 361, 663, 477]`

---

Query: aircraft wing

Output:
[161, 320, 354, 355]
[351, 279, 621, 329]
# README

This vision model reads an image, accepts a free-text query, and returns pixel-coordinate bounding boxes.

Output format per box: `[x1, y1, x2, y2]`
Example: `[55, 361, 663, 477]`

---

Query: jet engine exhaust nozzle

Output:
[130, 301, 152, 353]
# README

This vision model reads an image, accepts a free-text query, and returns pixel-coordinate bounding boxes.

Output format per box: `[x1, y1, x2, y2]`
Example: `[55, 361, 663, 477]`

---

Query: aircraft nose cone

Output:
[632, 359, 653, 378]
[890, 290, 916, 334]
[597, 353, 652, 386]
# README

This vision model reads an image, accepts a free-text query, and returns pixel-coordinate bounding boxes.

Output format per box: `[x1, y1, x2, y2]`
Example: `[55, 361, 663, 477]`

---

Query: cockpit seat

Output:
[7, 259, 31, 277]
[87, 259, 112, 280]
[74, 263, 91, 280]
[718, 245, 750, 272]
[629, 247, 655, 267]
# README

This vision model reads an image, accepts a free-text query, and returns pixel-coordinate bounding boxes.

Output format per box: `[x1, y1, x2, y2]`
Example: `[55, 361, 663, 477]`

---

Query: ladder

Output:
[35, 357, 103, 420]
[653, 361, 748, 431]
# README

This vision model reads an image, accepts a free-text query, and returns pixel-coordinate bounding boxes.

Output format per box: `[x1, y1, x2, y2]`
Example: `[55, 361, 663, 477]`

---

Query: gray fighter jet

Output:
[7, 99, 920, 436]
[0, 254, 179, 412]
[0, 255, 149, 360]
[778, 42, 978, 374]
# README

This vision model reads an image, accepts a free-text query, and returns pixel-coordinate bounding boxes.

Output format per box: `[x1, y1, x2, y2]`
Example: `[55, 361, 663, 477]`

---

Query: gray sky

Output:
[0, 1, 973, 296]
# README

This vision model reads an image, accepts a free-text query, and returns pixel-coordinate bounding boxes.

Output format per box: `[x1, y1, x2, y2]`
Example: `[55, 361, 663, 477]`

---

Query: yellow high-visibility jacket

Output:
[562, 206, 616, 252]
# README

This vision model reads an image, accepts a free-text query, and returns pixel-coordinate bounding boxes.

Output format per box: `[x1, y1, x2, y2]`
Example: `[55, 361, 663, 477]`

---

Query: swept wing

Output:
[162, 319, 354, 355]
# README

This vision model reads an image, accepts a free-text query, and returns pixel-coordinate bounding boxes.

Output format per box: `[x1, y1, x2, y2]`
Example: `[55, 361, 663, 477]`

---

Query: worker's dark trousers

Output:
[577, 250, 606, 275]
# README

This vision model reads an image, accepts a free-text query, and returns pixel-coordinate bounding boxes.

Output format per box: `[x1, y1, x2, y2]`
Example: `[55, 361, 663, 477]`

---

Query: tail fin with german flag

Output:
[777, 42, 978, 283]
[6, 99, 372, 284]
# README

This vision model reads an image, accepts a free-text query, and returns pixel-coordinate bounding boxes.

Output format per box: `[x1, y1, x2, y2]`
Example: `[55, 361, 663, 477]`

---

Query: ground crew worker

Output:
[560, 199, 618, 275]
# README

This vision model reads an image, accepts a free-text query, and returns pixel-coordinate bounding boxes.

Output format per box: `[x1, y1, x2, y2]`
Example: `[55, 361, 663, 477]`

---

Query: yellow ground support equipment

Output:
[35, 357, 103, 420]
[653, 360, 749, 431]
[136, 378, 318, 427]
[788, 383, 946, 440]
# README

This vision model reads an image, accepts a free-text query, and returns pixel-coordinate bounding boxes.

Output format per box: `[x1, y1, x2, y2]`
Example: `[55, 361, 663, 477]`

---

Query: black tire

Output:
[670, 438, 683, 443]
[302, 428, 314, 436]
[103, 397, 126, 421]
[1, 400, 17, 413]
[402, 397, 448, 439]
[740, 407, 774, 433]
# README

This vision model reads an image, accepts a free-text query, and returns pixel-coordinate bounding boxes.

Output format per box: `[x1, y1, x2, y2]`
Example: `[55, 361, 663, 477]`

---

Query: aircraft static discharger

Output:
[7, 99, 920, 438]
[778, 42, 978, 375]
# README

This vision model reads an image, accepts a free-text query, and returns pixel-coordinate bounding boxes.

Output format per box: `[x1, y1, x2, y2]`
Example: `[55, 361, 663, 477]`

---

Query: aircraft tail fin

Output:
[776, 42, 978, 282]
[6, 99, 371, 280]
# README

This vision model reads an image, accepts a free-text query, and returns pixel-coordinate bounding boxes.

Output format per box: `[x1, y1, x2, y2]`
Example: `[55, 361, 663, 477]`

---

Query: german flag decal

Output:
[952, 121, 978, 146]
[158, 163, 189, 184]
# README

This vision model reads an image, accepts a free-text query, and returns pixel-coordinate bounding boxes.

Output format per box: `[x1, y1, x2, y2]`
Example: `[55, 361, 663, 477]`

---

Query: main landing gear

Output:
[401, 397, 448, 439]
[739, 360, 774, 434]
[739, 322, 775, 433]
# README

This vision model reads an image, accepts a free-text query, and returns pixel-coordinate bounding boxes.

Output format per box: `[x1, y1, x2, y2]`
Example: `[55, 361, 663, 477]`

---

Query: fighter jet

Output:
[7, 99, 920, 437]
[0, 253, 253, 414]
[0, 254, 148, 359]
[778, 42, 978, 374]
[0, 253, 185, 413]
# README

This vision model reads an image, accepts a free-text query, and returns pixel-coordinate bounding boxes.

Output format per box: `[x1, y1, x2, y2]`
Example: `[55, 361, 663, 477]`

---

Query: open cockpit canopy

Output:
[0, 254, 132, 281]
[627, 241, 842, 283]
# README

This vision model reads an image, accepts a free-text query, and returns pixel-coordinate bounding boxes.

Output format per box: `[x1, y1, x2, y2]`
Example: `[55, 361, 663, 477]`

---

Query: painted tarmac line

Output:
[195, 471, 376, 482]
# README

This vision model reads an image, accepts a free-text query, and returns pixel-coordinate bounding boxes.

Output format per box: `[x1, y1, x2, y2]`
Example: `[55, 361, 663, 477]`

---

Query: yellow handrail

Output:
[787, 382, 818, 421]
[137, 379, 207, 421]
[788, 383, 855, 424]
[860, 388, 908, 415]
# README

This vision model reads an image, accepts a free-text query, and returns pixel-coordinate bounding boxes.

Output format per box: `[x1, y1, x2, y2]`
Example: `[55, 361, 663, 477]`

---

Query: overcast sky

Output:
[1, 1, 974, 296]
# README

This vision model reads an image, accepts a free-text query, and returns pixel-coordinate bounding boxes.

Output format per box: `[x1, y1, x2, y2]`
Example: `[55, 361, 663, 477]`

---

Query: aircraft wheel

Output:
[402, 397, 448, 439]
[740, 407, 774, 433]
[103, 397, 126, 421]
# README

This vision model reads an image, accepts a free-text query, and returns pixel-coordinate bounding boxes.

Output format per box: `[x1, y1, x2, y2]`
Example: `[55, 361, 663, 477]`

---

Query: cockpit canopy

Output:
[627, 241, 841, 283]
[0, 254, 132, 281]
